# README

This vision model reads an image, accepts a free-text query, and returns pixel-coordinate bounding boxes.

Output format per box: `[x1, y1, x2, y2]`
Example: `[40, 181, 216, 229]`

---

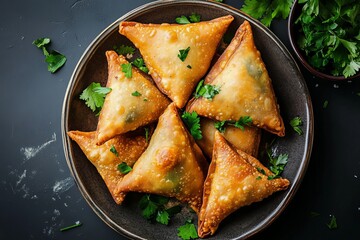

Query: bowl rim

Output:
[62, 0, 314, 239]
[288, 0, 360, 81]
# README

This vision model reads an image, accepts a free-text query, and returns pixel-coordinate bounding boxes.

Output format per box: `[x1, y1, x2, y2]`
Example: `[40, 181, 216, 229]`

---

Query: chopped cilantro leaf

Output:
[256, 167, 266, 175]
[228, 116, 252, 131]
[110, 145, 119, 157]
[181, 111, 202, 140]
[33, 37, 50, 48]
[156, 210, 170, 225]
[165, 205, 182, 217]
[175, 15, 191, 24]
[113, 45, 135, 56]
[241, 0, 294, 27]
[178, 47, 190, 62]
[132, 58, 149, 73]
[117, 162, 132, 174]
[194, 80, 221, 100]
[121, 63, 132, 78]
[327, 215, 337, 229]
[290, 116, 303, 135]
[189, 13, 201, 23]
[132, 91, 142, 97]
[139, 195, 158, 219]
[268, 151, 288, 178]
[323, 100, 329, 109]
[177, 219, 198, 240]
[79, 82, 111, 113]
[256, 176, 262, 180]
[214, 121, 227, 133]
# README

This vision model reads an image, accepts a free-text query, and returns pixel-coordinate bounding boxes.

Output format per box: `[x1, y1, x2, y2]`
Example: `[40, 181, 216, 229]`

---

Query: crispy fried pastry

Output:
[187, 21, 285, 136]
[96, 51, 170, 145]
[196, 117, 261, 158]
[198, 131, 289, 238]
[119, 15, 234, 108]
[115, 103, 208, 213]
[67, 129, 150, 204]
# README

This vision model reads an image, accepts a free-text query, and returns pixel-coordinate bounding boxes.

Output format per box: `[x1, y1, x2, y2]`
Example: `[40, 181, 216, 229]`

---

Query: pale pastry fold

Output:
[115, 103, 208, 213]
[196, 117, 261, 158]
[96, 51, 170, 145]
[198, 131, 289, 238]
[67, 129, 150, 204]
[119, 15, 234, 108]
[187, 20, 285, 136]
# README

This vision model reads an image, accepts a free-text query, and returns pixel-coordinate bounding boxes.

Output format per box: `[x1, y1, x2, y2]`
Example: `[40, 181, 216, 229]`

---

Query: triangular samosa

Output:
[96, 51, 170, 145]
[198, 131, 289, 238]
[196, 117, 261, 159]
[115, 103, 208, 213]
[67, 129, 150, 204]
[119, 15, 234, 108]
[187, 21, 285, 136]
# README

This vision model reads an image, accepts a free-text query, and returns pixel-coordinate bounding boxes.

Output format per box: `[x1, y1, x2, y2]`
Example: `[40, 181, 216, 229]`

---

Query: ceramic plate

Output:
[62, 0, 313, 239]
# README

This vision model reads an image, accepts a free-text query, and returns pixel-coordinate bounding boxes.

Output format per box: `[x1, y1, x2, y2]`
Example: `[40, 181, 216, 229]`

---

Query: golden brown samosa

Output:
[187, 21, 285, 136]
[115, 103, 208, 213]
[198, 131, 289, 238]
[67, 129, 150, 204]
[196, 117, 261, 158]
[119, 15, 234, 108]
[96, 51, 170, 145]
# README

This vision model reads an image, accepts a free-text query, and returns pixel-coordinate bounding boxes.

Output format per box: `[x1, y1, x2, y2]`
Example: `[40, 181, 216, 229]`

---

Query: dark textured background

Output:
[0, 0, 359, 239]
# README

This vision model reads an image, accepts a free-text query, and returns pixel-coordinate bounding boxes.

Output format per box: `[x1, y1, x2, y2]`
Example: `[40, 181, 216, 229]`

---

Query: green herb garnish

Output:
[121, 63, 132, 78]
[79, 82, 111, 113]
[110, 145, 119, 157]
[132, 57, 149, 73]
[323, 100, 329, 109]
[194, 80, 221, 100]
[228, 116, 253, 131]
[178, 47, 190, 62]
[139, 194, 181, 225]
[177, 219, 199, 240]
[295, 0, 360, 77]
[175, 13, 201, 24]
[117, 162, 132, 174]
[327, 215, 337, 229]
[214, 121, 227, 133]
[145, 127, 150, 143]
[113, 45, 135, 56]
[132, 91, 142, 97]
[241, 0, 294, 27]
[290, 116, 303, 135]
[267, 151, 288, 179]
[181, 111, 202, 140]
[33, 37, 66, 73]
[60, 221, 82, 232]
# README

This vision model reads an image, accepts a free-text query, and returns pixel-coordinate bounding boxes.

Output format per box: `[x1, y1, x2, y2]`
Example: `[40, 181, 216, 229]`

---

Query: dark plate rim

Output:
[61, 0, 314, 239]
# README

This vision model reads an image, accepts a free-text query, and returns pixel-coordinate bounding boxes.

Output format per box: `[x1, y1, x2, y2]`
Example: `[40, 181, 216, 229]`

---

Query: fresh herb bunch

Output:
[296, 0, 360, 78]
[241, 0, 294, 27]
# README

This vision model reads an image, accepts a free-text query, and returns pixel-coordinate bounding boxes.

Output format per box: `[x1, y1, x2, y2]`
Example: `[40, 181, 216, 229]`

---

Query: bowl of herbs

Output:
[288, 0, 360, 80]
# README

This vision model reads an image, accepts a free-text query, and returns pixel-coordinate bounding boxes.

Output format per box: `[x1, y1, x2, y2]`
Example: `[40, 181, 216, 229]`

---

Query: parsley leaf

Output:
[267, 151, 288, 179]
[175, 13, 201, 24]
[177, 219, 198, 240]
[178, 47, 190, 62]
[228, 116, 252, 131]
[121, 63, 132, 78]
[131, 91, 142, 97]
[189, 13, 201, 23]
[181, 111, 202, 140]
[327, 215, 337, 230]
[290, 116, 303, 135]
[194, 80, 221, 100]
[175, 15, 191, 24]
[79, 82, 111, 113]
[33, 37, 66, 73]
[117, 162, 132, 174]
[138, 194, 180, 225]
[113, 45, 135, 56]
[110, 145, 119, 157]
[132, 58, 149, 73]
[214, 121, 227, 133]
[241, 0, 294, 27]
